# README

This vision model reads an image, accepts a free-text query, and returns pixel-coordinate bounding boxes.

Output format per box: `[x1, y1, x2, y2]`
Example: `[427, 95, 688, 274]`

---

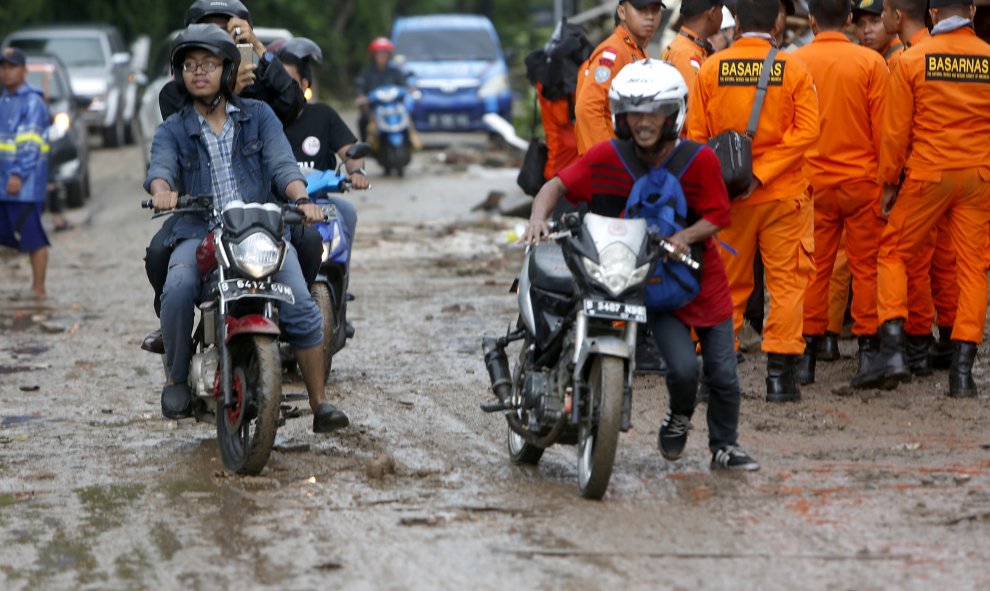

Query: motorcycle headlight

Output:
[229, 232, 283, 279]
[49, 112, 71, 142]
[581, 243, 650, 297]
[478, 73, 508, 97]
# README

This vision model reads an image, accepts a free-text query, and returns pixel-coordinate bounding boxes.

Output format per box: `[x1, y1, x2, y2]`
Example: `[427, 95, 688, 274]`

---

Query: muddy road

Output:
[2, 141, 989, 591]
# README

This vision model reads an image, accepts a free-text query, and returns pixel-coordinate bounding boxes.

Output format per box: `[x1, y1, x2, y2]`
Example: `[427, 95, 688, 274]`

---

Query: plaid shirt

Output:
[197, 102, 240, 211]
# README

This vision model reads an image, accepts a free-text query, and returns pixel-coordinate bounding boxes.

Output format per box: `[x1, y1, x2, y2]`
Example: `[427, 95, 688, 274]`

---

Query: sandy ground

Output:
[1, 142, 989, 591]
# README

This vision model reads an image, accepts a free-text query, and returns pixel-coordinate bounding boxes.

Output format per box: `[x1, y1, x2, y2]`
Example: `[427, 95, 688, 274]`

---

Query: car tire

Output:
[103, 116, 126, 148]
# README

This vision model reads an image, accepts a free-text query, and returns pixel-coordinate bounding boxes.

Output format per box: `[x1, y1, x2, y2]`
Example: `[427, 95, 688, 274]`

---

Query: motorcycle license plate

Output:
[219, 279, 295, 305]
[583, 299, 647, 323]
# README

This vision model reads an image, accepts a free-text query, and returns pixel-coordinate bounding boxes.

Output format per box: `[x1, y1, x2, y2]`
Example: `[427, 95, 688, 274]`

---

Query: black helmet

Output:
[275, 38, 324, 65]
[184, 0, 252, 26]
[170, 24, 242, 97]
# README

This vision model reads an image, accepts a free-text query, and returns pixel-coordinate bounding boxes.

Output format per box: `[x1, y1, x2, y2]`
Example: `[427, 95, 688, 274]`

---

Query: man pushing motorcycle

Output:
[522, 60, 759, 471]
[145, 24, 349, 433]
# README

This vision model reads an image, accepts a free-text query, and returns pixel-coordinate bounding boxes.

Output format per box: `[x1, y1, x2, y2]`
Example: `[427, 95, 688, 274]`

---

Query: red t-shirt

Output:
[557, 140, 733, 327]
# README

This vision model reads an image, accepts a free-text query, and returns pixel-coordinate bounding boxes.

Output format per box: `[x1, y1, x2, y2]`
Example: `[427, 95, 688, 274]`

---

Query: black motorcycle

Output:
[482, 212, 697, 499]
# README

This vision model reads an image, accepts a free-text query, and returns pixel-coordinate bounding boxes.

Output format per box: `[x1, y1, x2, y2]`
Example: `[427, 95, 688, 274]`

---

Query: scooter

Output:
[301, 143, 372, 381]
[367, 85, 413, 177]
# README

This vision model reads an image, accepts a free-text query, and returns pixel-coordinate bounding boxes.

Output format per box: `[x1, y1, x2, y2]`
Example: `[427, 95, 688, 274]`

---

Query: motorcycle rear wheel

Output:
[577, 355, 624, 500]
[310, 283, 336, 382]
[217, 335, 282, 475]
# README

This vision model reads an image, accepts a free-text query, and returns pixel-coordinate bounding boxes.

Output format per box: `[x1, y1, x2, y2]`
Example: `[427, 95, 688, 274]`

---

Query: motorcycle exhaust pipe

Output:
[482, 337, 512, 404]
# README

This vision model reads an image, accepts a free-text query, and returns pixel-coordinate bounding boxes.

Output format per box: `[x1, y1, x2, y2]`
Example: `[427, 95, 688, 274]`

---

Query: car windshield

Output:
[395, 29, 498, 61]
[11, 37, 106, 67]
[26, 68, 66, 102]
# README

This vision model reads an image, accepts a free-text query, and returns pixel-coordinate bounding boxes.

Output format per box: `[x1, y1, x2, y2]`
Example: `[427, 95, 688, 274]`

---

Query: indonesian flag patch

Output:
[599, 48, 617, 67]
[690, 56, 702, 70]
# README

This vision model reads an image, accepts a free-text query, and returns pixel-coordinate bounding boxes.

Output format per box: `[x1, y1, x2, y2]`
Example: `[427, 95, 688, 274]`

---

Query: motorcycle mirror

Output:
[345, 142, 372, 160]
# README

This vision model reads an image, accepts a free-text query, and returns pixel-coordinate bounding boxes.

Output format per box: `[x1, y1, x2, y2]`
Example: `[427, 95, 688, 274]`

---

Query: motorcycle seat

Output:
[529, 242, 574, 295]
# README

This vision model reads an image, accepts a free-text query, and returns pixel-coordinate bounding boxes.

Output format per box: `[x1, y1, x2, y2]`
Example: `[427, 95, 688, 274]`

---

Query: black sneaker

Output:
[658, 411, 692, 461]
[711, 446, 760, 472]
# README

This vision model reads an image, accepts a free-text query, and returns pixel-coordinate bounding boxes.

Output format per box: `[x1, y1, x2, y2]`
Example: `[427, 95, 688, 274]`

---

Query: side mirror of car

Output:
[111, 52, 131, 66]
[345, 142, 372, 160]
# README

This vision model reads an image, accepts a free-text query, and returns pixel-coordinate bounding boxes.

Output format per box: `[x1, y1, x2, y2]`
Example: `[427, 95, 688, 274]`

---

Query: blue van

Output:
[391, 14, 512, 132]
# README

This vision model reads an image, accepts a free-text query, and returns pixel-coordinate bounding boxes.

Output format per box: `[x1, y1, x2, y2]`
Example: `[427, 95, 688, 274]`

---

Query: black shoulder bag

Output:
[517, 90, 548, 197]
[707, 48, 779, 199]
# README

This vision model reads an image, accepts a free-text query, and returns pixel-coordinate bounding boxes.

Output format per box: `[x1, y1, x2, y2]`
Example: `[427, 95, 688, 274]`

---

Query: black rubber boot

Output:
[931, 325, 953, 370]
[948, 341, 978, 398]
[853, 334, 878, 380]
[905, 333, 934, 377]
[766, 353, 801, 402]
[794, 335, 817, 385]
[816, 331, 840, 361]
[851, 319, 912, 390]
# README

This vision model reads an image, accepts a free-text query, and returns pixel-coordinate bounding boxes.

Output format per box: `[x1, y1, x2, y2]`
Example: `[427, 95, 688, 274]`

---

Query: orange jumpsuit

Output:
[825, 32, 909, 334]
[574, 26, 648, 154]
[686, 36, 820, 355]
[661, 26, 711, 94]
[794, 32, 888, 337]
[877, 27, 990, 344]
[535, 82, 578, 179]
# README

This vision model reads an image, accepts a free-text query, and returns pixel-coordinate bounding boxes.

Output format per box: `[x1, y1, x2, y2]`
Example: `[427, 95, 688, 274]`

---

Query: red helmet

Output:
[368, 37, 394, 53]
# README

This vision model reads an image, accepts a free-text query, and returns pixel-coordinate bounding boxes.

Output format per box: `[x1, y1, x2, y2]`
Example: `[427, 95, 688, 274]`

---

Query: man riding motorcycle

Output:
[145, 24, 348, 433]
[143, 0, 306, 354]
[354, 37, 412, 143]
[522, 60, 760, 471]
[274, 37, 368, 284]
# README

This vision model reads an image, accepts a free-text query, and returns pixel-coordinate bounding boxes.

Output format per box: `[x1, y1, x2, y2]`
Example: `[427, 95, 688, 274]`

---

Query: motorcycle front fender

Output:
[225, 314, 280, 344]
[574, 336, 630, 379]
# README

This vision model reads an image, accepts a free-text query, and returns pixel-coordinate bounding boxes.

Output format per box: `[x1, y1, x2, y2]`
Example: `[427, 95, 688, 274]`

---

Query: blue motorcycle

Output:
[367, 85, 413, 177]
[302, 143, 371, 380]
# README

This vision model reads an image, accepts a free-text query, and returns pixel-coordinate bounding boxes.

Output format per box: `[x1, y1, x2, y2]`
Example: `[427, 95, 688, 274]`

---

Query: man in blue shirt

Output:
[146, 24, 348, 433]
[0, 47, 50, 298]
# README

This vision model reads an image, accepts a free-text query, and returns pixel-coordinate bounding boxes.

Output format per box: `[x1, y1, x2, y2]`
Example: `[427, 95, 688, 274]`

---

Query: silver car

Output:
[3, 24, 144, 148]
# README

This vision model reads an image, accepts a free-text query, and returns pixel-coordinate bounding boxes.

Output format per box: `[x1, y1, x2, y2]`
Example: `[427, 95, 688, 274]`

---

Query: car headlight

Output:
[229, 232, 283, 279]
[581, 243, 650, 297]
[88, 94, 107, 112]
[478, 73, 508, 97]
[48, 112, 71, 142]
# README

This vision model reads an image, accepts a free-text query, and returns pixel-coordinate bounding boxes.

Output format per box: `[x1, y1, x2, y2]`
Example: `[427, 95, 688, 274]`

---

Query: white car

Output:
[4, 24, 147, 148]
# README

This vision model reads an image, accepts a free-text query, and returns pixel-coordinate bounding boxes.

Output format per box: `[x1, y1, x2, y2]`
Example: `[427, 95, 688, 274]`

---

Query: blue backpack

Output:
[612, 139, 704, 312]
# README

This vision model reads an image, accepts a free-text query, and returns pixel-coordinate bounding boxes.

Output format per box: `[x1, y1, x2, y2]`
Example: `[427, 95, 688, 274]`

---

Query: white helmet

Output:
[608, 59, 688, 142]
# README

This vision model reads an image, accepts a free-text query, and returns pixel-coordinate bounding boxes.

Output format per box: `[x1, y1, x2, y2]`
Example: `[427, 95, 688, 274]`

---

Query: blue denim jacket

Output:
[144, 98, 304, 246]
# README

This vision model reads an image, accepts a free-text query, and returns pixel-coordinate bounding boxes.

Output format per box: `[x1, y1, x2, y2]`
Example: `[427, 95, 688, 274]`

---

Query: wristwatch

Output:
[351, 167, 368, 176]
[294, 197, 312, 206]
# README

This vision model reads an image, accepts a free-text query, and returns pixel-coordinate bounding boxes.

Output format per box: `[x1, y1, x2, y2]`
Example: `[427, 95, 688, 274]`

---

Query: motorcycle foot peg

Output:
[480, 402, 511, 413]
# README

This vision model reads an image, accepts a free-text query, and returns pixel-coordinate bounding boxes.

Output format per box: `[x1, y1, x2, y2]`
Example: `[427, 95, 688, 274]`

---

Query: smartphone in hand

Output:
[236, 43, 257, 66]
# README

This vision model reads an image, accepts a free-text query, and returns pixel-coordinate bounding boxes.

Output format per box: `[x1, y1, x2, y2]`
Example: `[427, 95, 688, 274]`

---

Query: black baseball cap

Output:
[930, 0, 972, 7]
[0, 47, 26, 67]
[621, 0, 667, 8]
[681, 0, 724, 15]
[853, 0, 884, 15]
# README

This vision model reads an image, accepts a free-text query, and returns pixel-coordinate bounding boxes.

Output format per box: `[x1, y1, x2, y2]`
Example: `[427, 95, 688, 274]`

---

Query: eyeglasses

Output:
[181, 61, 221, 74]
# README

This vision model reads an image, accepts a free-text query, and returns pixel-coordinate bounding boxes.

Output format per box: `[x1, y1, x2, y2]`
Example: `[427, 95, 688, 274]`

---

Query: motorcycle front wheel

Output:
[217, 335, 282, 475]
[577, 355, 624, 500]
[310, 283, 336, 382]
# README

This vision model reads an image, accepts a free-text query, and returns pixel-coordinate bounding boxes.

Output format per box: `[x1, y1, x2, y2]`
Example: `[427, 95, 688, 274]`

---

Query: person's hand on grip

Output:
[152, 190, 179, 212]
